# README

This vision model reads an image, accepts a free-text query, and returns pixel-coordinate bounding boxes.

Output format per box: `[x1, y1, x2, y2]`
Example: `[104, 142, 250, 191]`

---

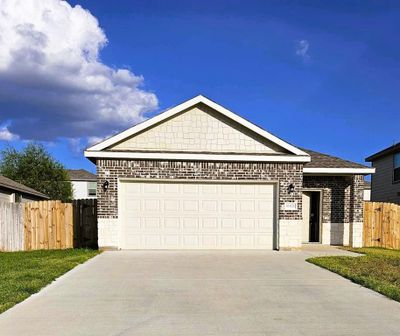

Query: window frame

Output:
[393, 152, 400, 184]
[87, 181, 97, 197]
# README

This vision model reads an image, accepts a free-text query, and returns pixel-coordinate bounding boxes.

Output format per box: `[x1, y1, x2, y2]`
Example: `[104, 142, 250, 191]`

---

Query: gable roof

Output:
[67, 169, 96, 181]
[366, 142, 400, 162]
[302, 149, 374, 174]
[86, 95, 310, 159]
[0, 175, 49, 199]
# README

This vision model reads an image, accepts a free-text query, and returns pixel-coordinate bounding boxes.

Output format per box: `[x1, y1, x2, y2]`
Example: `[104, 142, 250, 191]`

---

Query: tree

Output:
[0, 143, 73, 201]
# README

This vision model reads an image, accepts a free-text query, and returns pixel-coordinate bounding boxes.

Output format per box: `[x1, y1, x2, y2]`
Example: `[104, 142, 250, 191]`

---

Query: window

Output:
[88, 181, 97, 197]
[394, 153, 400, 183]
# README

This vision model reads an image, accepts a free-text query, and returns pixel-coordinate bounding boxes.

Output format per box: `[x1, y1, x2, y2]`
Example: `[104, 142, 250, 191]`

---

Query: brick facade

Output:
[97, 159, 303, 220]
[96, 159, 364, 249]
[303, 175, 364, 224]
[303, 175, 364, 246]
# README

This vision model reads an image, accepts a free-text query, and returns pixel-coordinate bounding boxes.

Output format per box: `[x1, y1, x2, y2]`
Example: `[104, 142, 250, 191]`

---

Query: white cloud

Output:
[0, 0, 158, 141]
[0, 126, 19, 140]
[295, 39, 310, 61]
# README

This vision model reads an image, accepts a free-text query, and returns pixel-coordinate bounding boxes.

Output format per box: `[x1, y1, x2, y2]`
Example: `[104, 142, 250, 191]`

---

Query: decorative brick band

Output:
[96, 159, 304, 220]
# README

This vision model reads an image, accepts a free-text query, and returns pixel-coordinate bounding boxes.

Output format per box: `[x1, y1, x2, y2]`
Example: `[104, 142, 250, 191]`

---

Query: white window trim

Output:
[84, 150, 311, 163]
[86, 95, 309, 157]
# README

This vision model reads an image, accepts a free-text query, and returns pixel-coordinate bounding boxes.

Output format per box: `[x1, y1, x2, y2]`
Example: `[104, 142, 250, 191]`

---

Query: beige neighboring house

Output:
[0, 175, 49, 202]
[85, 95, 375, 251]
[366, 142, 400, 204]
[67, 169, 97, 199]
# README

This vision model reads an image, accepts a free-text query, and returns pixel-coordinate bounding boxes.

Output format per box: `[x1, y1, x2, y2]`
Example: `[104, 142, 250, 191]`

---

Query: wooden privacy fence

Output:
[0, 199, 97, 252]
[24, 201, 73, 250]
[73, 199, 98, 249]
[363, 202, 400, 249]
[0, 201, 24, 251]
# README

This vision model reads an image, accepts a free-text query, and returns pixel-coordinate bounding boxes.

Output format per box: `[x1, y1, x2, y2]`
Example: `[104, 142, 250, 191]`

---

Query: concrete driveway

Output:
[1, 248, 400, 336]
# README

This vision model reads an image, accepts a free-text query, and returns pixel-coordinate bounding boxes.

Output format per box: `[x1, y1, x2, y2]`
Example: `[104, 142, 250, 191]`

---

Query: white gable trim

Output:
[86, 95, 309, 157]
[84, 150, 311, 163]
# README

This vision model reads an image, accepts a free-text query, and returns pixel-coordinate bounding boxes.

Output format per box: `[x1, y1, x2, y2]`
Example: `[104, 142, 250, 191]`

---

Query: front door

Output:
[302, 191, 321, 243]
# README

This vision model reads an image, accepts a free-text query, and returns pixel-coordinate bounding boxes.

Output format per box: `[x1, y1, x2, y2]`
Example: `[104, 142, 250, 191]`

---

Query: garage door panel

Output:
[164, 200, 179, 211]
[164, 184, 180, 193]
[201, 184, 218, 194]
[183, 184, 199, 194]
[221, 218, 235, 230]
[143, 183, 160, 193]
[144, 199, 160, 211]
[182, 217, 199, 231]
[201, 218, 218, 231]
[201, 200, 218, 212]
[120, 181, 275, 249]
[164, 217, 180, 230]
[239, 200, 256, 212]
[183, 200, 199, 211]
[202, 235, 218, 248]
[220, 235, 236, 247]
[183, 235, 199, 247]
[164, 235, 180, 247]
[237, 235, 255, 248]
[221, 200, 236, 212]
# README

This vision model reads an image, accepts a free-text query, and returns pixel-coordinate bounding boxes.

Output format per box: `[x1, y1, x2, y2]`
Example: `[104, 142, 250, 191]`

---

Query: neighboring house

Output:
[366, 143, 400, 204]
[67, 169, 97, 199]
[363, 180, 371, 201]
[85, 95, 374, 250]
[0, 175, 49, 202]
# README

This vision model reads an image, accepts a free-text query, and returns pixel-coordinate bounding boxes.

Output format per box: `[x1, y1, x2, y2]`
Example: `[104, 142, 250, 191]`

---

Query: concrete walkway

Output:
[1, 248, 400, 336]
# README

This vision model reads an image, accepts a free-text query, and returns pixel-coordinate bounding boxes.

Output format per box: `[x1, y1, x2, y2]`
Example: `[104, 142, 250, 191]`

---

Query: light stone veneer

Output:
[279, 220, 302, 249]
[111, 106, 284, 153]
[98, 218, 119, 248]
[321, 222, 350, 246]
[350, 222, 363, 248]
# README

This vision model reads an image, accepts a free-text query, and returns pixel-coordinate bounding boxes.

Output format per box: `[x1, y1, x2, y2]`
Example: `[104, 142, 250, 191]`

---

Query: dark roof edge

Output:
[366, 143, 400, 162]
[0, 179, 49, 199]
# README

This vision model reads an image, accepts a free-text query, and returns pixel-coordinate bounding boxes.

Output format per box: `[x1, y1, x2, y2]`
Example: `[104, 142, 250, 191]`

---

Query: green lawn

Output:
[0, 249, 99, 313]
[307, 247, 400, 302]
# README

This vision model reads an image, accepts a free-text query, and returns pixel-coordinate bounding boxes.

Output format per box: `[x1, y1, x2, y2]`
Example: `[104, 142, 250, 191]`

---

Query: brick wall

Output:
[303, 175, 364, 246]
[96, 159, 303, 220]
[303, 175, 364, 224]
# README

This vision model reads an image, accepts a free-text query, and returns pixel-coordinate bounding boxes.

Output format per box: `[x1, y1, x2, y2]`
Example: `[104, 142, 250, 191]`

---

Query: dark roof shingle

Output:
[67, 169, 97, 181]
[0, 175, 49, 199]
[302, 148, 369, 169]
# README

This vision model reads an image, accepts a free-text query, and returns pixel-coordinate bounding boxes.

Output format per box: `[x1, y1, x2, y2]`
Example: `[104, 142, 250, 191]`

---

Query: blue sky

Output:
[1, 0, 399, 173]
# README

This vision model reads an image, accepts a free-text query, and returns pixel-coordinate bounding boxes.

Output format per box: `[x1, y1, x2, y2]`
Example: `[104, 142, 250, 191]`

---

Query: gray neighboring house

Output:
[0, 175, 49, 203]
[84, 95, 374, 250]
[366, 142, 400, 204]
[67, 169, 97, 199]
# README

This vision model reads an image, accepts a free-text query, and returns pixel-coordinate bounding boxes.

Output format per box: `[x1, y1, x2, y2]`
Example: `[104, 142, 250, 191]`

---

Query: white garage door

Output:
[119, 181, 275, 249]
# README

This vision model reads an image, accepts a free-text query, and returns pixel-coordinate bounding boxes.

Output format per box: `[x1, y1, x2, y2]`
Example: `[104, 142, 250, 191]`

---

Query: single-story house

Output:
[85, 95, 374, 250]
[0, 175, 49, 202]
[67, 169, 97, 199]
[366, 143, 400, 204]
